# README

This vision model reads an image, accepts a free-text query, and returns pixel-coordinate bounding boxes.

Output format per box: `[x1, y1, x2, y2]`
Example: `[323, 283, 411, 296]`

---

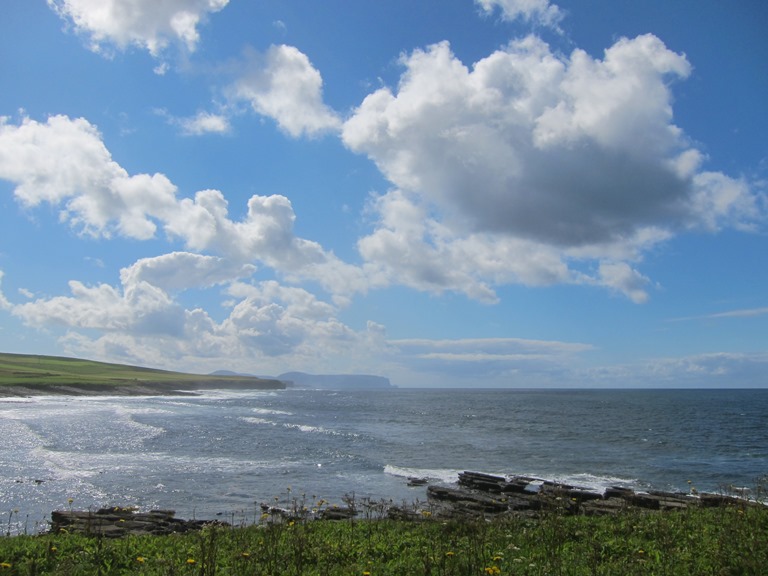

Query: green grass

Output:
[0, 353, 282, 392]
[1, 502, 766, 575]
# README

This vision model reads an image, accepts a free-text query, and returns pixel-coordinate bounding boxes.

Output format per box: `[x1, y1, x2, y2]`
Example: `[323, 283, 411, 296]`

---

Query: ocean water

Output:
[1, 388, 766, 532]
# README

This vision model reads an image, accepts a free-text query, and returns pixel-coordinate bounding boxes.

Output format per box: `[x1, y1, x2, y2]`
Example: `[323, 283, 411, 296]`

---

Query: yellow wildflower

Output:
[186, 558, 196, 565]
[0, 562, 12, 569]
[136, 557, 146, 563]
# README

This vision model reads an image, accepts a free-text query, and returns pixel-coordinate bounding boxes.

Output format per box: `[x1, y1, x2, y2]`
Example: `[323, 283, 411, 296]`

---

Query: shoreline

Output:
[0, 380, 286, 398]
[41, 470, 765, 538]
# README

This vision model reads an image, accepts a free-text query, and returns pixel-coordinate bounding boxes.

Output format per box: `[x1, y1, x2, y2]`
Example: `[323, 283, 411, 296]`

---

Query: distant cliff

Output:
[277, 372, 395, 390]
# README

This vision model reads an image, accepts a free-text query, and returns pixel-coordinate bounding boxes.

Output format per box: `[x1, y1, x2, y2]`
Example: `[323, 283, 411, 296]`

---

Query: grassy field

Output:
[0, 353, 284, 394]
[0, 500, 766, 575]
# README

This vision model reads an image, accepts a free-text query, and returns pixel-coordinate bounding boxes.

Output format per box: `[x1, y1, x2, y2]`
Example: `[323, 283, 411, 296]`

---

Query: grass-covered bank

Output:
[1, 504, 766, 575]
[0, 353, 284, 396]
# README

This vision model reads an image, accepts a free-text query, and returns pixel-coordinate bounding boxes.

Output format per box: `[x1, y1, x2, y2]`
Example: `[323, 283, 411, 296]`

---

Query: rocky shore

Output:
[419, 471, 756, 519]
[49, 470, 760, 537]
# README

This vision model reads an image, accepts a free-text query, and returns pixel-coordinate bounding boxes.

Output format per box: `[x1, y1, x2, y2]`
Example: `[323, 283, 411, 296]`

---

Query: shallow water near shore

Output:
[1, 388, 766, 533]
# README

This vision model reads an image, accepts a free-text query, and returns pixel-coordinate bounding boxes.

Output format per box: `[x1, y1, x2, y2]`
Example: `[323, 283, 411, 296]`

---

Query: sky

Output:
[0, 0, 766, 388]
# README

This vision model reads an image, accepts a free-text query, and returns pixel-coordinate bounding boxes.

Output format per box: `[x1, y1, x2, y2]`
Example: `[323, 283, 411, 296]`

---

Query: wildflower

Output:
[363, 572, 371, 576]
[484, 567, 501, 575]
[445, 551, 455, 557]
[241, 552, 251, 559]
[288, 520, 295, 527]
[50, 547, 57, 553]
[67, 498, 74, 504]
[186, 558, 196, 565]
[493, 555, 503, 561]
[136, 557, 146, 563]
[421, 510, 432, 518]
[0, 562, 12, 569]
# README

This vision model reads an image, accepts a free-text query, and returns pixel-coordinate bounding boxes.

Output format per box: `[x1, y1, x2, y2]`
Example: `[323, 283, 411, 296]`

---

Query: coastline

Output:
[0, 379, 285, 398]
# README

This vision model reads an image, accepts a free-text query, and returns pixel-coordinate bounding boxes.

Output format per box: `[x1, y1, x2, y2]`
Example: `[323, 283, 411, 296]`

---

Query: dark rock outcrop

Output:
[50, 508, 227, 537]
[425, 471, 761, 519]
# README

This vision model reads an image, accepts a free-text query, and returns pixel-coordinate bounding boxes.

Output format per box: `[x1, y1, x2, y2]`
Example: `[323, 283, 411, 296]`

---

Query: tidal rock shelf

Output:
[50, 508, 227, 538]
[422, 471, 759, 519]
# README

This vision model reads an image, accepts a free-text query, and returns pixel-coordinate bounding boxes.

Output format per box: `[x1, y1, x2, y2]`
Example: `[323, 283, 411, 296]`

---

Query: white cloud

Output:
[13, 279, 185, 337]
[10, 265, 381, 375]
[0, 115, 178, 240]
[165, 189, 368, 299]
[177, 111, 231, 136]
[357, 189, 572, 302]
[120, 252, 256, 293]
[596, 262, 651, 304]
[476, 0, 563, 28]
[48, 0, 229, 56]
[0, 114, 366, 301]
[344, 35, 765, 302]
[230, 45, 341, 138]
[0, 271, 11, 311]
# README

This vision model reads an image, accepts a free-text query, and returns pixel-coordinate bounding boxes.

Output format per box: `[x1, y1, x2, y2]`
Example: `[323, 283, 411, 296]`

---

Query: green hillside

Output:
[0, 352, 285, 395]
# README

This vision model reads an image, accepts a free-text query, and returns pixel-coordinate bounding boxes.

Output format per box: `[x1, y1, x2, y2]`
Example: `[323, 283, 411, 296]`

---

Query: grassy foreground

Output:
[0, 353, 283, 395]
[1, 503, 766, 575]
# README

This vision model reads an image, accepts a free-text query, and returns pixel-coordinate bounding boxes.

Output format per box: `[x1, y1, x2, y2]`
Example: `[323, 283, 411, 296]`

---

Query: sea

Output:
[1, 388, 766, 533]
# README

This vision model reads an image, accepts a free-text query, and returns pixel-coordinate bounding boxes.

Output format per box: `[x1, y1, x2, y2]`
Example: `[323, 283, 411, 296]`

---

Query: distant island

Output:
[277, 371, 395, 390]
[0, 353, 286, 397]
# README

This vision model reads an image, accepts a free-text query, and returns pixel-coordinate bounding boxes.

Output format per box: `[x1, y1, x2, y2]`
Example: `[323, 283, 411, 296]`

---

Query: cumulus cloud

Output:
[230, 45, 341, 138]
[120, 252, 256, 293]
[344, 35, 764, 302]
[476, 0, 563, 28]
[48, 0, 229, 56]
[0, 115, 178, 239]
[0, 114, 366, 301]
[357, 189, 572, 302]
[10, 264, 381, 375]
[14, 279, 185, 337]
[165, 190, 368, 299]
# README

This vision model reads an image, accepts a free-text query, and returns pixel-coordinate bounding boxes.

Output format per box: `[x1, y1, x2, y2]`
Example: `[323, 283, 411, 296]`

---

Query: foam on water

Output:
[384, 465, 461, 485]
[252, 407, 293, 416]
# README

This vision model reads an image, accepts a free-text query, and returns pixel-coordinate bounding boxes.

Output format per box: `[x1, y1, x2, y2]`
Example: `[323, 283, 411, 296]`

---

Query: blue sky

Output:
[1, 0, 766, 388]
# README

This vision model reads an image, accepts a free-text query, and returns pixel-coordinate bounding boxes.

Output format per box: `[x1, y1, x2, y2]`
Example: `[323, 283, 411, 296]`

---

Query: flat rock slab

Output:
[51, 508, 227, 538]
